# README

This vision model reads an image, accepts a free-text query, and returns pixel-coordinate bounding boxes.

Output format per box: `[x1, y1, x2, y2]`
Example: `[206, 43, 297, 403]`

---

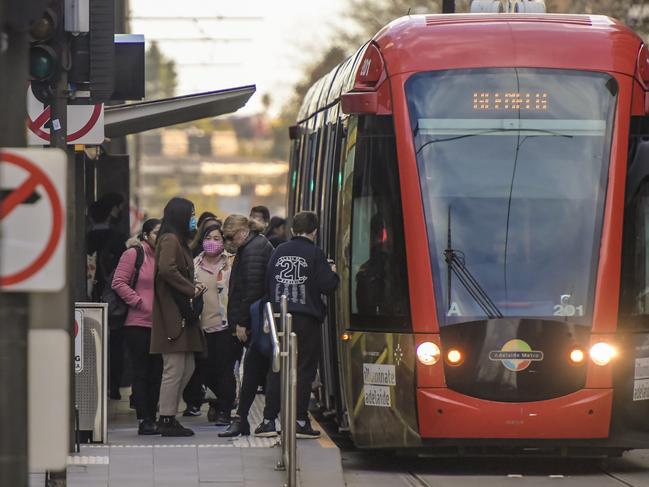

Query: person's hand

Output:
[236, 325, 248, 343]
[331, 264, 337, 273]
[194, 282, 206, 297]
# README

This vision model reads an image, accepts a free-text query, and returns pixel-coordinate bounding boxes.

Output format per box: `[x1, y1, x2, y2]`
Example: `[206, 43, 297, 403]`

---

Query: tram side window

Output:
[621, 178, 649, 328]
[350, 115, 410, 330]
[621, 127, 649, 329]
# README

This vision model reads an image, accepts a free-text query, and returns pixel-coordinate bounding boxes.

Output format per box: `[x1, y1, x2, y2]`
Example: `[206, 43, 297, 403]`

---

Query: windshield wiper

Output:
[445, 207, 503, 319]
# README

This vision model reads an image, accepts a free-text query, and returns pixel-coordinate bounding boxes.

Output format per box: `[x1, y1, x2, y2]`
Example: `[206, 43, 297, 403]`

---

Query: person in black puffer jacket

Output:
[219, 214, 274, 437]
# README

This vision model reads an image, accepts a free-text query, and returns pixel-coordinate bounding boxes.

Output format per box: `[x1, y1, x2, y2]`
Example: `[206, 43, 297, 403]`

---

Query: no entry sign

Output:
[0, 148, 67, 292]
[26, 85, 104, 146]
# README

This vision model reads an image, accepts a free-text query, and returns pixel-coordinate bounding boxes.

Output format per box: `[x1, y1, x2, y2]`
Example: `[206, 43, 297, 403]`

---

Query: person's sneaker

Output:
[207, 403, 218, 423]
[214, 410, 231, 427]
[182, 405, 201, 417]
[138, 419, 160, 435]
[158, 416, 194, 437]
[254, 419, 278, 437]
[296, 420, 321, 439]
[218, 417, 250, 437]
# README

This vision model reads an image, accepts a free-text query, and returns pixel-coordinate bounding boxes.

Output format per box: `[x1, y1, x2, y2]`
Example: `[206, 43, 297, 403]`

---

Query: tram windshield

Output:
[405, 69, 617, 326]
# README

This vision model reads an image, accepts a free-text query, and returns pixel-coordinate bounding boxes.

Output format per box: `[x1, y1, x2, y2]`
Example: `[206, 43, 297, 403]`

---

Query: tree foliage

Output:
[145, 41, 178, 100]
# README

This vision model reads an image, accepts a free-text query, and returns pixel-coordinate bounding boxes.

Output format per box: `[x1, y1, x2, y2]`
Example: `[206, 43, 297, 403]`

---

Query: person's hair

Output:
[197, 211, 217, 227]
[265, 216, 286, 237]
[139, 218, 161, 241]
[197, 222, 222, 246]
[292, 211, 318, 235]
[223, 214, 250, 237]
[88, 200, 110, 223]
[250, 205, 270, 223]
[99, 192, 125, 209]
[89, 192, 125, 223]
[159, 197, 195, 243]
[190, 216, 220, 250]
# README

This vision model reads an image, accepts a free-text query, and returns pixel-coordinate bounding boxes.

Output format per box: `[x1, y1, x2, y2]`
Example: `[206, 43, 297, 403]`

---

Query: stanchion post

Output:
[282, 297, 291, 469]
[287, 329, 298, 487]
[276, 295, 290, 471]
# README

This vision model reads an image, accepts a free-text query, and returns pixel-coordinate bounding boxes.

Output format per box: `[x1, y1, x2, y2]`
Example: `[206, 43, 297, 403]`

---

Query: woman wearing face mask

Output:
[111, 218, 162, 435]
[151, 197, 206, 437]
[192, 223, 240, 426]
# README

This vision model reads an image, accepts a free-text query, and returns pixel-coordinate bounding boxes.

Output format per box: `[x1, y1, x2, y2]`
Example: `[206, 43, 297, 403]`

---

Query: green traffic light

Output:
[30, 47, 55, 81]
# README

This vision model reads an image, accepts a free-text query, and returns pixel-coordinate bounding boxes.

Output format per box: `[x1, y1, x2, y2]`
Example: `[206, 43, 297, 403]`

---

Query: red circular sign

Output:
[0, 151, 64, 286]
[27, 103, 102, 142]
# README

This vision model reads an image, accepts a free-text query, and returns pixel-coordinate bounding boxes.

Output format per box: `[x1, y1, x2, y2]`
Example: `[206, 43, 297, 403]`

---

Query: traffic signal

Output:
[68, 0, 115, 103]
[29, 0, 65, 104]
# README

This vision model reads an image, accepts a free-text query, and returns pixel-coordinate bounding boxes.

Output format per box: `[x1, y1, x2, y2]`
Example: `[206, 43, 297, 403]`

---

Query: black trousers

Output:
[264, 314, 321, 421]
[124, 326, 162, 420]
[182, 361, 204, 409]
[237, 343, 272, 423]
[199, 330, 242, 413]
[108, 327, 125, 396]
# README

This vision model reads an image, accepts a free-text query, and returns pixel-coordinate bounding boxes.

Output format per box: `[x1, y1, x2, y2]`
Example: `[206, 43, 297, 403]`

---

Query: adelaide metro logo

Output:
[489, 339, 544, 372]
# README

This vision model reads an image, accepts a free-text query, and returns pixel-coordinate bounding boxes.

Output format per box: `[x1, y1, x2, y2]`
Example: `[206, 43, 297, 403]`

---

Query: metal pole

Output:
[276, 295, 289, 470]
[282, 303, 291, 469]
[0, 19, 29, 487]
[287, 329, 298, 487]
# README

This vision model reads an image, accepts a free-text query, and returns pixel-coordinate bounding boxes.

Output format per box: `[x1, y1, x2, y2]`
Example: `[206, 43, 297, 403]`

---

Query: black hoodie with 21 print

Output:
[266, 236, 339, 321]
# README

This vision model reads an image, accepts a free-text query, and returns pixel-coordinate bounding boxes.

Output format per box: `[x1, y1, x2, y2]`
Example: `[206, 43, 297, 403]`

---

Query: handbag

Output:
[171, 288, 204, 327]
[250, 298, 272, 358]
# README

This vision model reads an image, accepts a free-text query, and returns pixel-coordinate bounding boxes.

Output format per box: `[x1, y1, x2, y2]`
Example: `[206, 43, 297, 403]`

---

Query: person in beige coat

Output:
[151, 197, 206, 436]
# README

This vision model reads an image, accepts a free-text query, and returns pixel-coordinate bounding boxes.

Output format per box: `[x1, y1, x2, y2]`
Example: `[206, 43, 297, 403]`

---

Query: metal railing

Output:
[263, 295, 297, 487]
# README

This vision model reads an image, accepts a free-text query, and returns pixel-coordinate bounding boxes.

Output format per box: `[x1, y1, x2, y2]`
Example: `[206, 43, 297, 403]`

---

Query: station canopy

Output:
[104, 85, 256, 138]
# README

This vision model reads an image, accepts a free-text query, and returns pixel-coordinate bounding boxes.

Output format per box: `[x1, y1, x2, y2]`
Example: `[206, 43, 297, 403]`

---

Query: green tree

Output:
[145, 41, 178, 100]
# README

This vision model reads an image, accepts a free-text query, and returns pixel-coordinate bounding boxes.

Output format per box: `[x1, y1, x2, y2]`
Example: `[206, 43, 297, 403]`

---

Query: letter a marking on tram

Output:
[447, 301, 461, 316]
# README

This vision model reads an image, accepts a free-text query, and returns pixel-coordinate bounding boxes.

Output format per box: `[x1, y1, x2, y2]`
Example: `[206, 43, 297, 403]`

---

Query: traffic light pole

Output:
[0, 20, 29, 487]
[44, 69, 70, 487]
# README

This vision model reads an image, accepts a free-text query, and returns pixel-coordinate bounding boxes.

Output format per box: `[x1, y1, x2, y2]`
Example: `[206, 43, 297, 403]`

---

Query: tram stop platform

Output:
[29, 393, 345, 487]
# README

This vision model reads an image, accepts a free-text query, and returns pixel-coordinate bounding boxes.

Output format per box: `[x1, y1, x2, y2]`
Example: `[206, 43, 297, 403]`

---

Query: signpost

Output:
[26, 85, 104, 146]
[0, 148, 67, 292]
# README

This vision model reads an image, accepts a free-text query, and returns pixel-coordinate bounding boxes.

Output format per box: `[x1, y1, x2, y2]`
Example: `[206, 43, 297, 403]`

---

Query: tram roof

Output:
[372, 14, 642, 77]
[297, 14, 644, 123]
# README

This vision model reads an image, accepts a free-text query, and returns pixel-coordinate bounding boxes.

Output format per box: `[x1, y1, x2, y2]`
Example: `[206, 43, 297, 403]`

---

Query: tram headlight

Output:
[589, 342, 616, 366]
[417, 342, 440, 366]
[446, 349, 463, 366]
[569, 348, 585, 364]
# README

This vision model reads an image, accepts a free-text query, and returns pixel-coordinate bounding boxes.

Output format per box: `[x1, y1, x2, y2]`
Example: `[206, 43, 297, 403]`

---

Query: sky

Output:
[129, 0, 348, 115]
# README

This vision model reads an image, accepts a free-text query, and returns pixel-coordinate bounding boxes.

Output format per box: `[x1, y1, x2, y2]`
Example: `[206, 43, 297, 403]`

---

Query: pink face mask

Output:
[203, 239, 224, 256]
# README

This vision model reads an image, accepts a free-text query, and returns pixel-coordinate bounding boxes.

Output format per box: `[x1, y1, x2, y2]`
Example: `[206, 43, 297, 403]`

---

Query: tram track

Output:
[403, 471, 433, 487]
[600, 468, 637, 487]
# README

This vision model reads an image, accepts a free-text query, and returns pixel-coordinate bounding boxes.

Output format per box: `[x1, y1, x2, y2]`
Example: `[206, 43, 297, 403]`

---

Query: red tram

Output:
[288, 13, 649, 455]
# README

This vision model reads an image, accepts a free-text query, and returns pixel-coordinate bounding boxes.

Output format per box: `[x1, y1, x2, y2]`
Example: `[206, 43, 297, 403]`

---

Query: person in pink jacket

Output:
[112, 218, 162, 435]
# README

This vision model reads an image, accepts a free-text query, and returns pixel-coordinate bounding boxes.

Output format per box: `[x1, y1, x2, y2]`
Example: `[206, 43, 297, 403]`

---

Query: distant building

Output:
[136, 129, 287, 220]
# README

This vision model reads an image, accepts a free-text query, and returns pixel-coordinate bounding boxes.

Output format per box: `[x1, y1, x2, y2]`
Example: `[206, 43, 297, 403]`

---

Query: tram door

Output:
[617, 118, 649, 433]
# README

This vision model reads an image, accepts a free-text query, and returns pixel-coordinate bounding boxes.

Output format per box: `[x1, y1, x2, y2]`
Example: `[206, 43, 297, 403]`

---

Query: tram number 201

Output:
[553, 304, 584, 317]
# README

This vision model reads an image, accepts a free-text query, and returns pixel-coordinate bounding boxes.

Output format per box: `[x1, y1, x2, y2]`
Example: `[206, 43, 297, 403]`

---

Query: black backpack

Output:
[102, 245, 145, 329]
